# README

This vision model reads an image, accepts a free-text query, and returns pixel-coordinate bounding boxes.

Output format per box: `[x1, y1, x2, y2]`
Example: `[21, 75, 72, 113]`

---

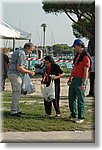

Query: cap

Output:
[71, 39, 84, 48]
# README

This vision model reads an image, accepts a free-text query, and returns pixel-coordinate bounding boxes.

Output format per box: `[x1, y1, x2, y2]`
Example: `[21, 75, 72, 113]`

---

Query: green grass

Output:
[2, 91, 95, 132]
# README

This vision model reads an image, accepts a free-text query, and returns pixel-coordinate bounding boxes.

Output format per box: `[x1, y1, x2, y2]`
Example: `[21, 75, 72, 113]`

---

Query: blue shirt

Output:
[8, 48, 27, 76]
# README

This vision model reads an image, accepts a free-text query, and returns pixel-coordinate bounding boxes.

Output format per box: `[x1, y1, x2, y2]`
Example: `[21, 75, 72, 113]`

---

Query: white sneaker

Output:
[55, 114, 61, 117]
[75, 119, 84, 124]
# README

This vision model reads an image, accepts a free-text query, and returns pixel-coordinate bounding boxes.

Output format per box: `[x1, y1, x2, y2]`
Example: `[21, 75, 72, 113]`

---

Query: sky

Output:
[0, 0, 90, 48]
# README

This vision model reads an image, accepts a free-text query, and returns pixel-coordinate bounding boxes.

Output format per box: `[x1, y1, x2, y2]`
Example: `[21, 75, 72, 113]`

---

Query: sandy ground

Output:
[5, 77, 90, 97]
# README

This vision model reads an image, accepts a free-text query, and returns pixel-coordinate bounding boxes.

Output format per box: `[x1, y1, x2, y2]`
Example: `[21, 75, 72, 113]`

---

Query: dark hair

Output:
[77, 42, 85, 48]
[24, 43, 34, 49]
[44, 55, 55, 65]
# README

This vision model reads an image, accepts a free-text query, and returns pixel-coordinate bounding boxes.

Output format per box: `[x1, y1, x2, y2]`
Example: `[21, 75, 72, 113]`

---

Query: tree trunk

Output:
[87, 37, 95, 56]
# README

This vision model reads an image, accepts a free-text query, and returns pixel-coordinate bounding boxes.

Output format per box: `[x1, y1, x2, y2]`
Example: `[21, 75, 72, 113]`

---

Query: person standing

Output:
[87, 55, 95, 97]
[41, 55, 64, 117]
[1, 48, 10, 91]
[7, 43, 35, 117]
[67, 39, 91, 123]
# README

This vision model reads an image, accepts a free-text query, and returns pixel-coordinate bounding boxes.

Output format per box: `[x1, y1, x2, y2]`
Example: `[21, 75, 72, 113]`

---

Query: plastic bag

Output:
[41, 80, 55, 102]
[22, 73, 35, 94]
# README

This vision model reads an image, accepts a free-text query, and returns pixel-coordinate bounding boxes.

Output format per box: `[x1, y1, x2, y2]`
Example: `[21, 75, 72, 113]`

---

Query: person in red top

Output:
[67, 39, 91, 124]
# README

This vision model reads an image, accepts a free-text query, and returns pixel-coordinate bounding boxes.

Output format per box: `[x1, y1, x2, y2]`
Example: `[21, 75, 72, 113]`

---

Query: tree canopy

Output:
[46, 44, 72, 56]
[42, 0, 95, 56]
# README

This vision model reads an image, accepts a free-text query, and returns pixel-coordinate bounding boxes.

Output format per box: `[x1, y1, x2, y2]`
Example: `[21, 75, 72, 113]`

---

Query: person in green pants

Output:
[67, 39, 91, 124]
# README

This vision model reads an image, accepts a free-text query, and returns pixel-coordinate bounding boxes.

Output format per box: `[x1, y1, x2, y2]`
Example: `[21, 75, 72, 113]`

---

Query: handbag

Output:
[22, 73, 35, 94]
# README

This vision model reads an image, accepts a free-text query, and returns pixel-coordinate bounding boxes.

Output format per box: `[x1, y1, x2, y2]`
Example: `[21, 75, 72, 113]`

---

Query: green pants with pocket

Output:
[69, 77, 87, 119]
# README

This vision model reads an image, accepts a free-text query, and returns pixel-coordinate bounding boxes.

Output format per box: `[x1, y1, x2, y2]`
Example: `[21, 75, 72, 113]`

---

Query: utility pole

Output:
[41, 23, 48, 57]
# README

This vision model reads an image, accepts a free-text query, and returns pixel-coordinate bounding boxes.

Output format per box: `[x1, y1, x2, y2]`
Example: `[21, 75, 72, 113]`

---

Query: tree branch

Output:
[77, 15, 93, 39]
[64, 10, 77, 24]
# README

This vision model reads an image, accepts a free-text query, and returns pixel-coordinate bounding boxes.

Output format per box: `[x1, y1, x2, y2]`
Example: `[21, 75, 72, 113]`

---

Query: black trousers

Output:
[1, 75, 7, 91]
[89, 72, 95, 96]
[44, 82, 60, 115]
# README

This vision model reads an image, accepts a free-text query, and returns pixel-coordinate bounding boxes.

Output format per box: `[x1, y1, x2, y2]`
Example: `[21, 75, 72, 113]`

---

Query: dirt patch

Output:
[5, 77, 90, 97]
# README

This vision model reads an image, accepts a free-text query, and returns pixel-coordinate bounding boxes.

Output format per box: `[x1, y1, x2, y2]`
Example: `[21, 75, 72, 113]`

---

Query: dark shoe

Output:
[11, 113, 21, 117]
[69, 115, 76, 121]
[18, 112, 25, 115]
[55, 114, 61, 117]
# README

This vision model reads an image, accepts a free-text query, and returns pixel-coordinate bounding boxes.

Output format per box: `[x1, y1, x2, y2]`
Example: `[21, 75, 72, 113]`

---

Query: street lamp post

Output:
[41, 23, 48, 57]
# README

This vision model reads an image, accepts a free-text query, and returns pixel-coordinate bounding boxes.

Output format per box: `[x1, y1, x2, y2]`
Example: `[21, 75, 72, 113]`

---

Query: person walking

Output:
[67, 39, 91, 123]
[41, 55, 64, 117]
[7, 43, 35, 117]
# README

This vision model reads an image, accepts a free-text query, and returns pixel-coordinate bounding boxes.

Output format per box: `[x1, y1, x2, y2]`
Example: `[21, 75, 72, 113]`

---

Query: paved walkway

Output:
[1, 130, 95, 143]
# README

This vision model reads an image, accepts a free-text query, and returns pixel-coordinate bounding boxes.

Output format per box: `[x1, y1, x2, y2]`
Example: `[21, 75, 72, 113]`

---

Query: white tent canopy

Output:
[0, 20, 31, 40]
[0, 20, 31, 50]
[0, 20, 20, 39]
[9, 24, 31, 40]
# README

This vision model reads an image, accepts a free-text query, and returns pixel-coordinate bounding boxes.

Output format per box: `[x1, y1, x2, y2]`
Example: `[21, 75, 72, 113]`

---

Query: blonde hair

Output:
[1, 48, 9, 54]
